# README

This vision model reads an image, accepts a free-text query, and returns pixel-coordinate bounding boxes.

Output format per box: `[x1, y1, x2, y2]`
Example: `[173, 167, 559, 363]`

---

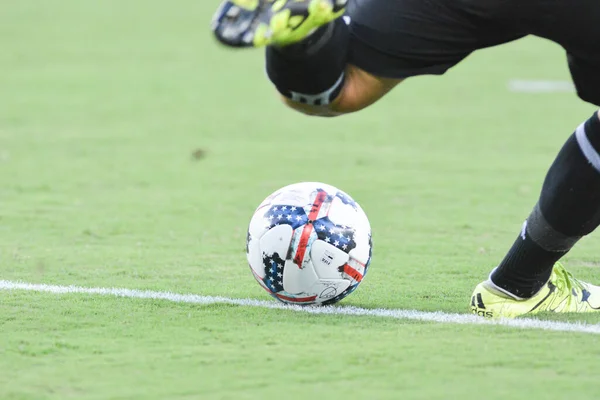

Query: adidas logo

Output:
[471, 293, 494, 318]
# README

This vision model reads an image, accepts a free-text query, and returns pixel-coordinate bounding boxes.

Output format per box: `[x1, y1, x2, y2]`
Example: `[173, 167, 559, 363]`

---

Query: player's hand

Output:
[211, 0, 347, 48]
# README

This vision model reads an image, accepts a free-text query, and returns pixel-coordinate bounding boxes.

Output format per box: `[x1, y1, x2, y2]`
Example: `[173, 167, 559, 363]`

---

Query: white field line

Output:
[508, 80, 575, 93]
[1, 280, 600, 335]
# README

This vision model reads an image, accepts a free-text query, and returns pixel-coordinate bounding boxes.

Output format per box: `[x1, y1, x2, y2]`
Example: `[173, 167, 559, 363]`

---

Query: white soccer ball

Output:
[246, 182, 372, 305]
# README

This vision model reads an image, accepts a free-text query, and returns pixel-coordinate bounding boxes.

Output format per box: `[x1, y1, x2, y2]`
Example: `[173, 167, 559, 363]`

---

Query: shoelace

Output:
[552, 263, 586, 302]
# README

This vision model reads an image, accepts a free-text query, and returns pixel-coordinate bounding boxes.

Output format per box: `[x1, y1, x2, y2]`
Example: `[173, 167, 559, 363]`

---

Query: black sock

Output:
[492, 112, 600, 298]
[265, 17, 349, 106]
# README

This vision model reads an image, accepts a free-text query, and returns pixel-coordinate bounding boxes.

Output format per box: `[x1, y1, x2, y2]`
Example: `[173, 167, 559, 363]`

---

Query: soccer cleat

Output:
[471, 263, 600, 318]
[211, 0, 346, 48]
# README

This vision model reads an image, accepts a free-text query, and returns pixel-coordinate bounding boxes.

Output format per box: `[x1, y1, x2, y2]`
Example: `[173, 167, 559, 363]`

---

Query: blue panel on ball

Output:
[312, 216, 357, 253]
[264, 205, 308, 230]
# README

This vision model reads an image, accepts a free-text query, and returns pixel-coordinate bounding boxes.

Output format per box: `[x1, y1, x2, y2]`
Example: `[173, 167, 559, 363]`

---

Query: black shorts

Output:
[346, 0, 600, 106]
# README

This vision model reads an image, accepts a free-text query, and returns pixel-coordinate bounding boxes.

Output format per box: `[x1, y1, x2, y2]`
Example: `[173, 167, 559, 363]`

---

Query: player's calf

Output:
[280, 64, 402, 117]
[267, 20, 402, 117]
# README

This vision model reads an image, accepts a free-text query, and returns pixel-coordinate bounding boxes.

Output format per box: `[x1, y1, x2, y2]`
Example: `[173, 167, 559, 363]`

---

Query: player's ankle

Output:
[488, 267, 548, 300]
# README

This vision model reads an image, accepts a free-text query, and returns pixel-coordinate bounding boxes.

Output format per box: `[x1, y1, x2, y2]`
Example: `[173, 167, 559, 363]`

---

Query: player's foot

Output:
[212, 0, 346, 48]
[470, 263, 600, 318]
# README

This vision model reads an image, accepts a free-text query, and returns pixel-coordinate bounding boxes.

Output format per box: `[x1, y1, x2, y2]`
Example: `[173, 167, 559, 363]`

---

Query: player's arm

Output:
[281, 64, 402, 117]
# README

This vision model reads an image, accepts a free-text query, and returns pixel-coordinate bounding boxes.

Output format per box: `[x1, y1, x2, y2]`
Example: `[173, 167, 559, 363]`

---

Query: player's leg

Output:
[212, 0, 401, 117]
[265, 16, 399, 117]
[470, 0, 600, 318]
[471, 110, 600, 318]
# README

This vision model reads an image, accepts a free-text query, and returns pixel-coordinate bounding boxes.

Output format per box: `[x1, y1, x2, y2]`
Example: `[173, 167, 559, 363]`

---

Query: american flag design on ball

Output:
[246, 182, 372, 306]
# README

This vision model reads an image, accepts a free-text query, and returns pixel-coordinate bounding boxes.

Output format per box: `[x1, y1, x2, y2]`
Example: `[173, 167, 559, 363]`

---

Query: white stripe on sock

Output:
[487, 268, 525, 301]
[289, 72, 345, 106]
[575, 122, 600, 173]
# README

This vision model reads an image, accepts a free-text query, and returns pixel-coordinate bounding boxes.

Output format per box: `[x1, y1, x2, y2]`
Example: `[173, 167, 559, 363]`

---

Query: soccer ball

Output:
[246, 182, 372, 305]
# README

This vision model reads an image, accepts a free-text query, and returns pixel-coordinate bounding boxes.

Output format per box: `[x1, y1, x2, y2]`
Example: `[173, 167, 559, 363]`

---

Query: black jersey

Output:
[345, 0, 600, 105]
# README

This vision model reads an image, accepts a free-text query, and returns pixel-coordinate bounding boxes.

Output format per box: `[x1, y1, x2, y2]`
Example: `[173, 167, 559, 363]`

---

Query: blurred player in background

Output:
[212, 0, 600, 318]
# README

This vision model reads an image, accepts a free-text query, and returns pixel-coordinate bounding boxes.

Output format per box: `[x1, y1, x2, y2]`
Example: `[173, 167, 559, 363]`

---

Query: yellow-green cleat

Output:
[212, 0, 346, 48]
[471, 263, 600, 318]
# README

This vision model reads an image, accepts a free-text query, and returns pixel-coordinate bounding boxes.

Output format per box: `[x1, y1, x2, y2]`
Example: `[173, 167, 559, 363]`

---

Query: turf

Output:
[1, 0, 600, 398]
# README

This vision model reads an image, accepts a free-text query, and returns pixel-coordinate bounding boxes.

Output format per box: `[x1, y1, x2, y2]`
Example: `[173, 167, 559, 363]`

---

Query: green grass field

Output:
[2, 1, 600, 399]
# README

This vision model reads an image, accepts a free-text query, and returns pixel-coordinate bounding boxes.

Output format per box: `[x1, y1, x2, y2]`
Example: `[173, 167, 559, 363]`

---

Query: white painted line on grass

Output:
[1, 280, 600, 335]
[508, 80, 575, 93]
